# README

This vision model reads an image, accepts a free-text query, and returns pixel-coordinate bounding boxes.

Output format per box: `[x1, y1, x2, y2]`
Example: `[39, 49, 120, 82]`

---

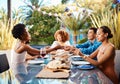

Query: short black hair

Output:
[89, 27, 97, 34]
[12, 23, 25, 40]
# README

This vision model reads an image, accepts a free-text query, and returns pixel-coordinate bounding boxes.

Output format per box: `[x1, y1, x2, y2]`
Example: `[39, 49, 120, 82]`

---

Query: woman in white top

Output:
[51, 30, 71, 48]
[11, 23, 61, 83]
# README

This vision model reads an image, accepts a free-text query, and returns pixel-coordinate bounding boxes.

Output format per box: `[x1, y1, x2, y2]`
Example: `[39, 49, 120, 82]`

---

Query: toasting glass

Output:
[40, 47, 46, 58]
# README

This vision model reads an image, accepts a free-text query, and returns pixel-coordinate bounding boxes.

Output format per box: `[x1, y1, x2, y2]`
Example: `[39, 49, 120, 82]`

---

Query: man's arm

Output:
[76, 41, 89, 48]
[79, 42, 101, 55]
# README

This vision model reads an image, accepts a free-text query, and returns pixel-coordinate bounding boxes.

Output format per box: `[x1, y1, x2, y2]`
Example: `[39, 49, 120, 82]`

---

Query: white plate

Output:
[71, 55, 81, 57]
[71, 56, 84, 61]
[44, 55, 50, 58]
[27, 60, 44, 64]
[71, 61, 90, 65]
[77, 65, 94, 70]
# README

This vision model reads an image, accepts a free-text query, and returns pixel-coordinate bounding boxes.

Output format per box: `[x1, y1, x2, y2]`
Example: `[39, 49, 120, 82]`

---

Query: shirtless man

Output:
[72, 26, 119, 84]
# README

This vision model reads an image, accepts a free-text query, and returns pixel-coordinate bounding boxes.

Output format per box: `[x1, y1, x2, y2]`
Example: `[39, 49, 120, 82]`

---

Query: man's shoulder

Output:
[94, 39, 101, 44]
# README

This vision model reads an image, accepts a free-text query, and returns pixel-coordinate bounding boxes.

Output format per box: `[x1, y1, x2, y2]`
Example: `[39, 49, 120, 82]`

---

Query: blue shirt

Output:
[76, 39, 101, 55]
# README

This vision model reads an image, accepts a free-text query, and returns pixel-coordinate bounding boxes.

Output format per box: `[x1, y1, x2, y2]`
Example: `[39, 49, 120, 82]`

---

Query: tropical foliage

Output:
[25, 5, 65, 45]
[0, 8, 21, 50]
[90, 1, 120, 49]
[19, 0, 67, 45]
[75, 0, 110, 12]
[19, 0, 45, 21]
[58, 6, 91, 44]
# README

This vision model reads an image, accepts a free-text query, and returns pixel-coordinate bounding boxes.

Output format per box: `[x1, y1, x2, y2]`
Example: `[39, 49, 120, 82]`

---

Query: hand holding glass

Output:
[40, 48, 46, 58]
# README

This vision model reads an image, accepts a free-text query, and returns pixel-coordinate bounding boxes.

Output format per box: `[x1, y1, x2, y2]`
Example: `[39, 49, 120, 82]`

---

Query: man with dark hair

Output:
[75, 27, 101, 55]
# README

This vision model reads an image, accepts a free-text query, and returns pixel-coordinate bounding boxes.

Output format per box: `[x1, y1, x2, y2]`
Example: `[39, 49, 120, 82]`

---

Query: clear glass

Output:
[40, 47, 46, 58]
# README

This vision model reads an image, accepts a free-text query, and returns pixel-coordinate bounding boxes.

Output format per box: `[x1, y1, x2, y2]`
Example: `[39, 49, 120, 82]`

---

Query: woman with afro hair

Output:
[11, 23, 61, 83]
[50, 29, 71, 48]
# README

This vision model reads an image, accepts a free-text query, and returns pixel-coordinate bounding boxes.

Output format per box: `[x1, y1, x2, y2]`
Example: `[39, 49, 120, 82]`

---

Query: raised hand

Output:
[64, 46, 72, 51]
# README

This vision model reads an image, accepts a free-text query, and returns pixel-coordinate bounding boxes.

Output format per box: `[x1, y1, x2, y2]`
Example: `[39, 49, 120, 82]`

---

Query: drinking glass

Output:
[40, 47, 46, 58]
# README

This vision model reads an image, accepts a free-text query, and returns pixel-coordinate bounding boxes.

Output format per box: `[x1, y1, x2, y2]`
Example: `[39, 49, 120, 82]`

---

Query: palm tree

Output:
[19, 0, 44, 21]
[58, 9, 91, 44]
[7, 0, 11, 27]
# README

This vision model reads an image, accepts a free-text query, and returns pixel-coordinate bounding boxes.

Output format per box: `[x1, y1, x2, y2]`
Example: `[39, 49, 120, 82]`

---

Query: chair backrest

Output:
[0, 53, 10, 73]
[115, 50, 120, 82]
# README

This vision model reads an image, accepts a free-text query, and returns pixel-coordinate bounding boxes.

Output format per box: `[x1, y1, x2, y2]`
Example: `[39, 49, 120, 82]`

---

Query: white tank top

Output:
[11, 42, 28, 75]
[12, 50, 26, 64]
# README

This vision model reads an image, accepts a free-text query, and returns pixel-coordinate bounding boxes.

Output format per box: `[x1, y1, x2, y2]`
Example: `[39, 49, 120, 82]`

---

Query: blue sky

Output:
[0, 0, 25, 11]
[0, 0, 62, 11]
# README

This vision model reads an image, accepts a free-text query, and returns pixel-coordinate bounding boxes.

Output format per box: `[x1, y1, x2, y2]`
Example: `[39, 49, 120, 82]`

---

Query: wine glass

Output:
[40, 47, 46, 58]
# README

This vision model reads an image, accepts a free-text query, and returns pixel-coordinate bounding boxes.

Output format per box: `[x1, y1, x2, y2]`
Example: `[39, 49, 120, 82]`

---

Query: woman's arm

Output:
[83, 45, 115, 66]
[72, 47, 99, 58]
[46, 45, 62, 53]
[23, 44, 63, 55]
[24, 44, 40, 55]
[89, 48, 99, 59]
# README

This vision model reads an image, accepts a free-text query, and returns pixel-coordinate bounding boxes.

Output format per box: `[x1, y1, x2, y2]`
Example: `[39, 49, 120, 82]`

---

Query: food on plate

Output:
[46, 60, 70, 70]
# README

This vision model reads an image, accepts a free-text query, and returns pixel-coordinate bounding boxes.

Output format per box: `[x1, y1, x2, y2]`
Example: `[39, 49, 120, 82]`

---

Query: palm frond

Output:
[90, 5, 120, 49]
[59, 10, 90, 35]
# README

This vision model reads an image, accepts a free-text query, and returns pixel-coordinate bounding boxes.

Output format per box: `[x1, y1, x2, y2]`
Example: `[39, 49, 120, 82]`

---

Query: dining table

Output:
[0, 53, 113, 84]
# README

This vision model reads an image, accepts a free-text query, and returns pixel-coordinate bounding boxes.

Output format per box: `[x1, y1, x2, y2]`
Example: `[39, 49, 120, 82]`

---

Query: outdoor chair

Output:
[115, 50, 120, 83]
[0, 53, 9, 73]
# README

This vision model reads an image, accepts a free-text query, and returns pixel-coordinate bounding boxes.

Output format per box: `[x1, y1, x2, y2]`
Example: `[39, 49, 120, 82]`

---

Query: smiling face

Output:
[21, 28, 31, 43]
[54, 30, 69, 43]
[87, 29, 96, 40]
[96, 28, 108, 42]
[56, 34, 62, 42]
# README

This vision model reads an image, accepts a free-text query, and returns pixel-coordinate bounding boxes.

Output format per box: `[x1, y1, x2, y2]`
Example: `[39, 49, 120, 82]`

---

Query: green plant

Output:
[78, 38, 87, 44]
[90, 4, 120, 49]
[58, 7, 91, 44]
[76, 0, 110, 12]
[26, 5, 65, 45]
[0, 20, 19, 50]
[0, 9, 22, 50]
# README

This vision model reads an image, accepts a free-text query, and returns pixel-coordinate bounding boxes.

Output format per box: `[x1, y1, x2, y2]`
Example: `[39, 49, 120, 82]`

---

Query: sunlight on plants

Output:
[0, 9, 22, 50]
[58, 6, 91, 44]
[0, 20, 17, 50]
[76, 0, 109, 12]
[90, 4, 120, 49]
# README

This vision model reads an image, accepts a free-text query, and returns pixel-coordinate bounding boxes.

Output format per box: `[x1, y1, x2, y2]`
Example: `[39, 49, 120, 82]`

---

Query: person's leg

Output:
[15, 74, 30, 84]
